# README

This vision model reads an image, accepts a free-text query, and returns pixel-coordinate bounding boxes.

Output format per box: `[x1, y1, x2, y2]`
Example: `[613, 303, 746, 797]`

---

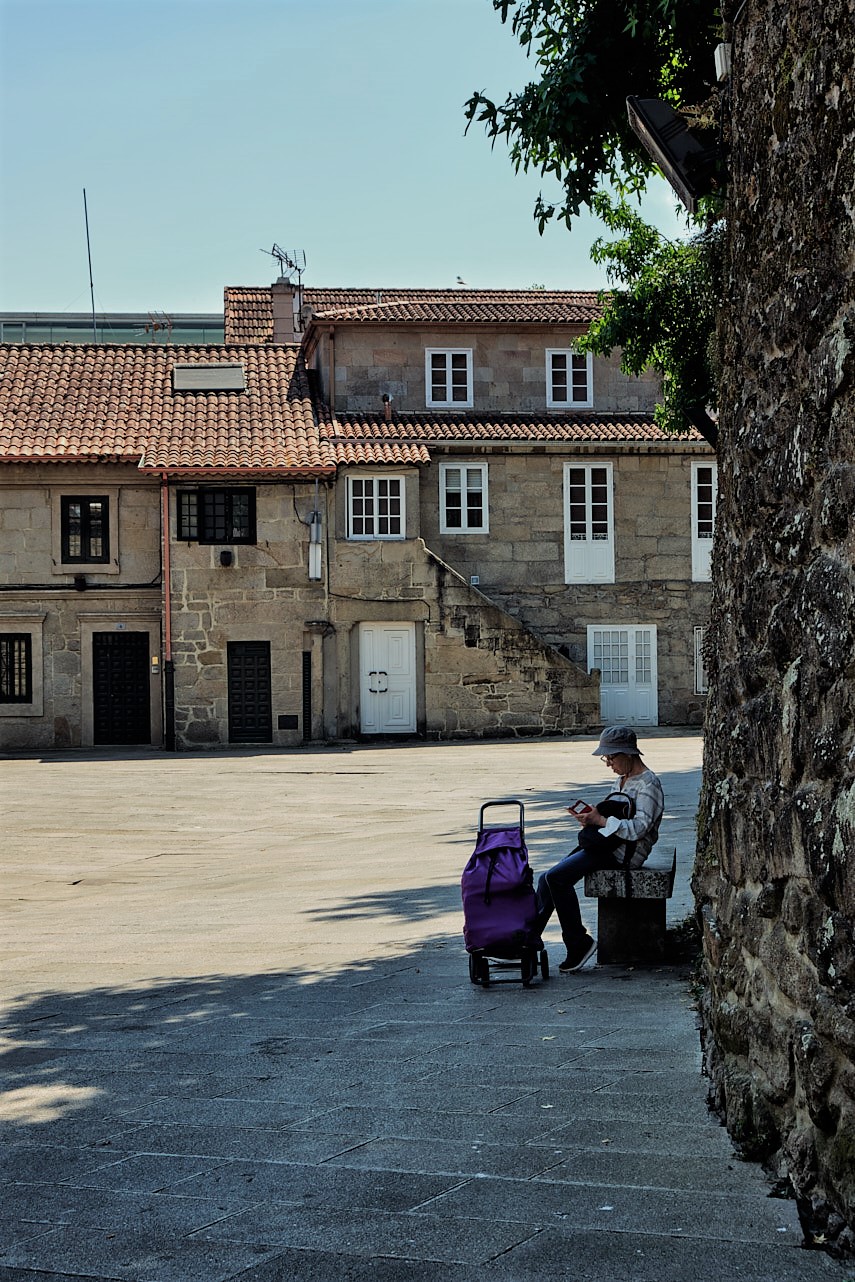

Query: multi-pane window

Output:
[0, 634, 32, 703]
[691, 461, 718, 580]
[592, 630, 629, 684]
[61, 496, 109, 563]
[563, 462, 615, 583]
[347, 476, 405, 539]
[440, 463, 488, 533]
[547, 349, 593, 408]
[177, 488, 256, 543]
[425, 349, 473, 408]
[635, 628, 652, 684]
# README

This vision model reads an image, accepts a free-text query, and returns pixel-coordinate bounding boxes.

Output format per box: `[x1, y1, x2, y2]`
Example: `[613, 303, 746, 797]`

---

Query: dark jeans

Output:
[535, 835, 620, 948]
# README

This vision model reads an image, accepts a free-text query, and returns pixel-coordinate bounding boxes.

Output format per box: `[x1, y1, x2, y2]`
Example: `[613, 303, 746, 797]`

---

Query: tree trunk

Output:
[693, 0, 855, 1253]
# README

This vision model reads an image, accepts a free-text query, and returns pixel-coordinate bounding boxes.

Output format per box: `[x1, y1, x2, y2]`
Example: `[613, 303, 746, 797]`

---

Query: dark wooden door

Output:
[227, 641, 272, 743]
[92, 632, 151, 745]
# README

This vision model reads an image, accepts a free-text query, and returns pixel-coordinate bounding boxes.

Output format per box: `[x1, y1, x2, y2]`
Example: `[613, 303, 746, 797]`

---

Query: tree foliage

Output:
[577, 193, 722, 443]
[465, 0, 720, 226]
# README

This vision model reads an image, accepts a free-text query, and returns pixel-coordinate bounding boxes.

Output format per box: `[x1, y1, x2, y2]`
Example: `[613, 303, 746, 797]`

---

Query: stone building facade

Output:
[693, 0, 855, 1249]
[1, 287, 714, 750]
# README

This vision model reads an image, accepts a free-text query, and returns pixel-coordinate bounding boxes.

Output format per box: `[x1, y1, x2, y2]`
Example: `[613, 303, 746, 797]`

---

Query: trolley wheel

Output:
[521, 950, 535, 987]
[468, 953, 480, 984]
[540, 949, 550, 981]
[479, 957, 491, 986]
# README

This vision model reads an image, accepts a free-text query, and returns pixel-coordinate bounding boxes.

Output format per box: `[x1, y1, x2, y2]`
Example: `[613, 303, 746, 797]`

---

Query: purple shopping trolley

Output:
[461, 799, 549, 987]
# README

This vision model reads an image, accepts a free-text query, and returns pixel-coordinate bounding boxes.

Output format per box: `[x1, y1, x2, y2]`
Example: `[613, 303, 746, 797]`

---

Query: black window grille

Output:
[177, 488, 256, 543]
[61, 496, 109, 563]
[0, 634, 32, 702]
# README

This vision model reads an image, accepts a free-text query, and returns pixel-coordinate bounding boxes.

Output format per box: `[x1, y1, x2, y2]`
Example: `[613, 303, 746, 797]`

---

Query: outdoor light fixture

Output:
[626, 96, 718, 214]
[308, 510, 323, 581]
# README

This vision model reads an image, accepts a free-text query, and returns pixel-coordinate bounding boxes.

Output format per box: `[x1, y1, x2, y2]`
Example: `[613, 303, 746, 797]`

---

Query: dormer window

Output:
[547, 348, 593, 408]
[425, 349, 473, 408]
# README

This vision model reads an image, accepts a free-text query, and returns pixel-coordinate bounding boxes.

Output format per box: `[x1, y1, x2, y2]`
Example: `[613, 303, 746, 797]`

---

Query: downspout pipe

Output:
[160, 472, 175, 750]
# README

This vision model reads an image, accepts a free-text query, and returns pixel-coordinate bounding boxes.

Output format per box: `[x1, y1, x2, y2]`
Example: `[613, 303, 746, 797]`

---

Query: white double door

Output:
[359, 622, 416, 734]
[587, 625, 658, 726]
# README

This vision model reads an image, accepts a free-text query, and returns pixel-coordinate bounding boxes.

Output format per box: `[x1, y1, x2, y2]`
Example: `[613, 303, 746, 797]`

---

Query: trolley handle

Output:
[479, 798, 525, 837]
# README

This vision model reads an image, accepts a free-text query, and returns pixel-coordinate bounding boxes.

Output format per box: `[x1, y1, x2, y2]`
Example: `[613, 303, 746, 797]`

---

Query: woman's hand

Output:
[579, 805, 606, 829]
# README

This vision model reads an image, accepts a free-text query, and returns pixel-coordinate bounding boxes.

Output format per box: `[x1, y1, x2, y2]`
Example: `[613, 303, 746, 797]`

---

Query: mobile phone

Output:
[568, 799, 593, 816]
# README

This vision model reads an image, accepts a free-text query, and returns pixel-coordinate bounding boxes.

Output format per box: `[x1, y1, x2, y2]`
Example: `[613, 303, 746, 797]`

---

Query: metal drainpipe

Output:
[160, 473, 175, 750]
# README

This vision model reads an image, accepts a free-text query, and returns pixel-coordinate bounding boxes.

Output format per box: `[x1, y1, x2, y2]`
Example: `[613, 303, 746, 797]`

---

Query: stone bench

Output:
[584, 847, 677, 965]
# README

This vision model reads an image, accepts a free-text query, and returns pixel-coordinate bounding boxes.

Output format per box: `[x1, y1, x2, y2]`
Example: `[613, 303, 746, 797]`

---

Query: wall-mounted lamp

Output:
[308, 510, 322, 581]
[626, 96, 719, 214]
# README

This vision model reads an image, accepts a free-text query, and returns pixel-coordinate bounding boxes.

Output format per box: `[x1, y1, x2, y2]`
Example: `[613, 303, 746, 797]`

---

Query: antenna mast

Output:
[261, 245, 306, 285]
[83, 188, 97, 343]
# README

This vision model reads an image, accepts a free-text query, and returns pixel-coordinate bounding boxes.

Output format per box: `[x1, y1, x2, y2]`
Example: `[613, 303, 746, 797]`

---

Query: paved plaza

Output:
[1, 733, 850, 1281]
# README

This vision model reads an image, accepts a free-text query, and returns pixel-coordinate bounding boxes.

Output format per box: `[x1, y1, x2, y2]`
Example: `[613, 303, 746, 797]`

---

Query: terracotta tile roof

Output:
[224, 286, 604, 343]
[0, 343, 333, 475]
[223, 287, 274, 344]
[324, 411, 702, 446]
[326, 440, 432, 465]
[311, 291, 602, 326]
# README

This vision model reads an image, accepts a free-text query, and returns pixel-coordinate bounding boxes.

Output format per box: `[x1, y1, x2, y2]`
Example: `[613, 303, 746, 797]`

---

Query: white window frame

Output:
[694, 626, 709, 695]
[425, 348, 473, 409]
[346, 474, 406, 540]
[546, 348, 593, 409]
[691, 460, 718, 581]
[563, 461, 615, 583]
[439, 462, 489, 534]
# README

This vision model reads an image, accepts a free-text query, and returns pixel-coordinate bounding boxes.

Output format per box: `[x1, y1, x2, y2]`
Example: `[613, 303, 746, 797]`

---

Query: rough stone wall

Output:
[327, 533, 598, 739]
[315, 325, 658, 416]
[422, 445, 714, 725]
[693, 0, 855, 1247]
[0, 465, 162, 749]
[170, 481, 326, 748]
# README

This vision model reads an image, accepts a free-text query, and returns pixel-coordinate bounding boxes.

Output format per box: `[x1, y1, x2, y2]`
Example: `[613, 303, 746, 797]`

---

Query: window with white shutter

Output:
[439, 463, 488, 533]
[691, 461, 718, 581]
[563, 462, 615, 582]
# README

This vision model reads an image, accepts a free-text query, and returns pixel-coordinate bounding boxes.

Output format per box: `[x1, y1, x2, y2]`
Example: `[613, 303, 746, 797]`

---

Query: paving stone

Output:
[0, 1182, 244, 1235]
[165, 1159, 466, 1211]
[0, 1226, 279, 1282]
[98, 1122, 366, 1165]
[0, 1144, 130, 1185]
[285, 1103, 573, 1147]
[425, 1174, 805, 1244]
[2, 739, 852, 1282]
[325, 1135, 561, 1180]
[226, 1249, 484, 1281]
[189, 1203, 538, 1264]
[493, 1226, 851, 1282]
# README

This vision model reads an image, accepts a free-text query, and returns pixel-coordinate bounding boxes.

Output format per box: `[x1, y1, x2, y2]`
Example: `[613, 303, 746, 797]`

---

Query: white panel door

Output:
[587, 625, 658, 726]
[359, 622, 416, 733]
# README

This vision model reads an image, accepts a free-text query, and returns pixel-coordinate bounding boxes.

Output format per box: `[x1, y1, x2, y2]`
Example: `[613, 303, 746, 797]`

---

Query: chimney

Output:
[382, 394, 393, 422]
[271, 276, 303, 342]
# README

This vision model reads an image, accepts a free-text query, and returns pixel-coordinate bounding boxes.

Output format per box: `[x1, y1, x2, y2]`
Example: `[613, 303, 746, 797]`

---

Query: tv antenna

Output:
[261, 245, 306, 283]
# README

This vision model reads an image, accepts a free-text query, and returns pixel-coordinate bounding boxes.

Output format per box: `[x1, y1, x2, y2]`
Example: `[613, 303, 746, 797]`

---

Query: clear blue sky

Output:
[0, 0, 687, 315]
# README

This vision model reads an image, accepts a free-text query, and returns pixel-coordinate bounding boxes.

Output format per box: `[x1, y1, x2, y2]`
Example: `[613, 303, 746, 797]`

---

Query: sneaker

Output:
[559, 934, 597, 972]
